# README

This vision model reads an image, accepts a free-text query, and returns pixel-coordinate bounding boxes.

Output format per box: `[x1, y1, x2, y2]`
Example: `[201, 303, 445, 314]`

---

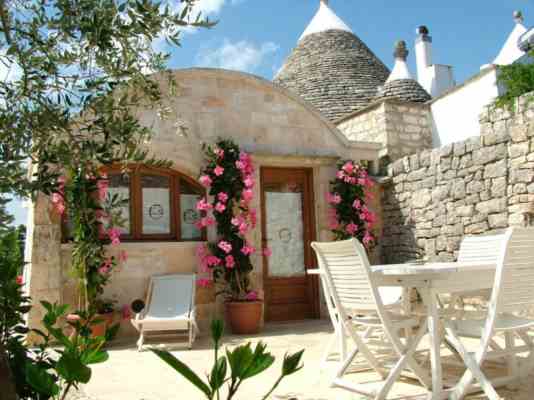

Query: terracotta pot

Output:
[66, 312, 115, 338]
[225, 301, 263, 335]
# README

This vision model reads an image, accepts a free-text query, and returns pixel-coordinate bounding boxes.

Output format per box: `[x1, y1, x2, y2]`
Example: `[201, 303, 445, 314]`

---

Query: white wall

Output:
[430, 67, 501, 147]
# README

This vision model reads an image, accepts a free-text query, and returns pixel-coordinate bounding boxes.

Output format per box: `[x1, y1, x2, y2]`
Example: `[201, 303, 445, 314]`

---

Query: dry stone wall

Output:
[381, 93, 534, 263]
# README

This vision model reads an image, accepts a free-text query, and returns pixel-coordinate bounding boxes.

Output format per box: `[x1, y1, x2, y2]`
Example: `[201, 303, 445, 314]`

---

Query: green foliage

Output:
[152, 319, 304, 400]
[496, 53, 534, 110]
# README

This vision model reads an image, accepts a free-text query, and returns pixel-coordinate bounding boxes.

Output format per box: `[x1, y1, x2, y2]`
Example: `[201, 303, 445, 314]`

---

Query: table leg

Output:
[421, 288, 443, 400]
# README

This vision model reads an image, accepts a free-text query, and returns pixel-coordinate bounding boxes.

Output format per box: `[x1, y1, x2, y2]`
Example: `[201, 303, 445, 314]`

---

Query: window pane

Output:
[142, 174, 171, 235]
[108, 173, 131, 235]
[180, 179, 203, 240]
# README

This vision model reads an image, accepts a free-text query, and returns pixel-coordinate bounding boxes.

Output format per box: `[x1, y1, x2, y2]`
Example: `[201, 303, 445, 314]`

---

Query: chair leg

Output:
[504, 331, 519, 389]
[137, 331, 145, 352]
[321, 331, 338, 368]
[444, 323, 501, 400]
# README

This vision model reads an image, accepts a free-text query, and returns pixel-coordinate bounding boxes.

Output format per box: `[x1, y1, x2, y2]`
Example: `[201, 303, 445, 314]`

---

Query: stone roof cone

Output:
[375, 40, 431, 103]
[273, 1, 390, 122]
[493, 11, 528, 65]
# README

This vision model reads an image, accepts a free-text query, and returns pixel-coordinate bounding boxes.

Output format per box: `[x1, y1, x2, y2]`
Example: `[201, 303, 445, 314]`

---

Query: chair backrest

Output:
[491, 228, 534, 315]
[457, 232, 506, 264]
[146, 274, 195, 319]
[311, 239, 381, 314]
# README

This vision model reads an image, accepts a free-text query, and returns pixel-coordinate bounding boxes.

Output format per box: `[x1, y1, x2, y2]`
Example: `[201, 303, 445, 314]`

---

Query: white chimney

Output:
[415, 26, 432, 94]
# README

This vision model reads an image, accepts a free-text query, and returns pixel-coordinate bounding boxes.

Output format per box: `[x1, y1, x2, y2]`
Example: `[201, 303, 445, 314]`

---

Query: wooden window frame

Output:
[103, 164, 207, 242]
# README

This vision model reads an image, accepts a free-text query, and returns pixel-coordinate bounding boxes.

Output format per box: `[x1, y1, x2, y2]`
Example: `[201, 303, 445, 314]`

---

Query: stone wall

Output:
[337, 99, 432, 163]
[381, 92, 534, 264]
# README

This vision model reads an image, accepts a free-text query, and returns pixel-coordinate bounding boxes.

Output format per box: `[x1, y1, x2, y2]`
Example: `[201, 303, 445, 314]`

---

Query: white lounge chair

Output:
[131, 274, 197, 351]
[312, 239, 431, 399]
[444, 227, 534, 400]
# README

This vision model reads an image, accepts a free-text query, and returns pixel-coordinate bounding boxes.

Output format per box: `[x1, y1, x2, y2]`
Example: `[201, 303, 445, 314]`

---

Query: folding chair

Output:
[444, 227, 534, 400]
[312, 239, 431, 399]
[131, 274, 197, 351]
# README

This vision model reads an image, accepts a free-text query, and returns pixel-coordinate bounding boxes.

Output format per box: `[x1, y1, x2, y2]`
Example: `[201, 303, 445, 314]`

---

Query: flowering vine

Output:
[327, 160, 377, 248]
[51, 167, 128, 313]
[195, 139, 264, 302]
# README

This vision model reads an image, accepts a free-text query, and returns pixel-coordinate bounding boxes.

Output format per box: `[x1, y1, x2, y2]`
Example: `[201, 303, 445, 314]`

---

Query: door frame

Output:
[260, 166, 320, 321]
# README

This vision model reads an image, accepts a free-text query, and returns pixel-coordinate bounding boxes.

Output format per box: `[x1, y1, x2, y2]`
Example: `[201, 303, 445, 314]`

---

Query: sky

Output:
[6, 0, 534, 226]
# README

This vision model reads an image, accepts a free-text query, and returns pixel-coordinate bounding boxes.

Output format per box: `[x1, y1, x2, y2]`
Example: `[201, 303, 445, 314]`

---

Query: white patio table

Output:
[309, 261, 497, 400]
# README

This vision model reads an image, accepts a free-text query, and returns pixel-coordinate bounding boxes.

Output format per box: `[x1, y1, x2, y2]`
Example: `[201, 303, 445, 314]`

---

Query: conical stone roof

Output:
[375, 79, 431, 103]
[273, 2, 390, 122]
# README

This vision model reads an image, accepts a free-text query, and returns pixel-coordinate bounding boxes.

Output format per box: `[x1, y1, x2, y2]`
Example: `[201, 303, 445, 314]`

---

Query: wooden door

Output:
[260, 167, 319, 322]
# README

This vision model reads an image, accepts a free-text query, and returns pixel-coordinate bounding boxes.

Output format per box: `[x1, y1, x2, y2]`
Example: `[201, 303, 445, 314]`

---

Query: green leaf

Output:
[210, 319, 224, 347]
[151, 349, 211, 398]
[282, 350, 305, 376]
[209, 356, 227, 392]
[56, 353, 92, 384]
[241, 342, 275, 379]
[26, 362, 60, 396]
[81, 349, 109, 365]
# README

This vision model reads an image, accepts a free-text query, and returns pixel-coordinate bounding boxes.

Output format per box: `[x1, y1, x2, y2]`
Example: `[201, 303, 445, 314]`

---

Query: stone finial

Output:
[394, 40, 409, 61]
[514, 10, 524, 24]
[320, 0, 329, 5]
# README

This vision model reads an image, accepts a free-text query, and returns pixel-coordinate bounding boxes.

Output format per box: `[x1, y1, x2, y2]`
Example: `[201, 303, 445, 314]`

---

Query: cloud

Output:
[191, 0, 226, 16]
[195, 39, 279, 73]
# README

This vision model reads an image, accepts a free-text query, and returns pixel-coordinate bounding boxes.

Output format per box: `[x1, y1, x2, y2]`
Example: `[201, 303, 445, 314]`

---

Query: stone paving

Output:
[70, 320, 534, 400]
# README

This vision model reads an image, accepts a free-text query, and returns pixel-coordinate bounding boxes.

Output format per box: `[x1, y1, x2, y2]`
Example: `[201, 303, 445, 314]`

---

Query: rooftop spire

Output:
[493, 10, 527, 65]
[299, 0, 352, 41]
[386, 40, 413, 82]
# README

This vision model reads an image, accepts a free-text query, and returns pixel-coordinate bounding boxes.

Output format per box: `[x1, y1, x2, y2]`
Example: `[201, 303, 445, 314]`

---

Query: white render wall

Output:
[430, 67, 502, 147]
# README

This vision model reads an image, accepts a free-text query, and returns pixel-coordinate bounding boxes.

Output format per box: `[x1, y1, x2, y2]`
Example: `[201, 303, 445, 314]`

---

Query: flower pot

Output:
[66, 312, 115, 338]
[225, 301, 263, 335]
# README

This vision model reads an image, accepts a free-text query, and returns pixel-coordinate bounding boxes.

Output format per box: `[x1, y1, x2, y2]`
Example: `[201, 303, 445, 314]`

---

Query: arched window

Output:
[63, 166, 206, 242]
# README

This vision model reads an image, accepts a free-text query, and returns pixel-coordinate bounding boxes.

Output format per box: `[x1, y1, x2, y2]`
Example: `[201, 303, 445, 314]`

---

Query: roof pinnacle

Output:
[394, 40, 409, 61]
[514, 10, 524, 24]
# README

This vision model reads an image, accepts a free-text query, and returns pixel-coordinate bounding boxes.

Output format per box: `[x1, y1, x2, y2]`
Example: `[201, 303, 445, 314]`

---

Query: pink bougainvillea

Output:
[194, 139, 259, 302]
[327, 160, 376, 248]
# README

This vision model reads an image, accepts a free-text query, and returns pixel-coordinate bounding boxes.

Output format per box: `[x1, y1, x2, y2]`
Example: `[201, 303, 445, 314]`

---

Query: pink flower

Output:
[327, 193, 341, 205]
[345, 223, 358, 235]
[262, 247, 272, 257]
[215, 148, 225, 159]
[54, 201, 66, 215]
[242, 189, 253, 202]
[199, 175, 212, 187]
[98, 265, 110, 275]
[214, 165, 224, 176]
[342, 162, 355, 174]
[235, 160, 246, 170]
[215, 202, 226, 213]
[225, 255, 235, 269]
[121, 304, 132, 320]
[199, 216, 215, 227]
[353, 199, 362, 209]
[241, 245, 256, 256]
[358, 178, 367, 186]
[328, 220, 340, 230]
[244, 176, 255, 188]
[363, 231, 374, 247]
[16, 275, 23, 285]
[119, 250, 128, 263]
[238, 222, 249, 236]
[95, 209, 108, 220]
[231, 216, 243, 226]
[336, 170, 345, 180]
[96, 179, 109, 201]
[217, 192, 229, 203]
[206, 256, 221, 266]
[197, 278, 212, 288]
[365, 190, 375, 200]
[245, 291, 259, 301]
[51, 192, 62, 204]
[218, 241, 232, 254]
[107, 227, 122, 245]
[196, 198, 212, 211]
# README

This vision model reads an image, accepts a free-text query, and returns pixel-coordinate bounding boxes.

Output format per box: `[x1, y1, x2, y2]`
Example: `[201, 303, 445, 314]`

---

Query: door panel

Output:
[261, 168, 318, 322]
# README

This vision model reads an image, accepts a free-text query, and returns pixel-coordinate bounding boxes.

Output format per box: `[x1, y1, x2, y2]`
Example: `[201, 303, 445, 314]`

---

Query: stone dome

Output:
[273, 2, 390, 122]
[374, 79, 431, 103]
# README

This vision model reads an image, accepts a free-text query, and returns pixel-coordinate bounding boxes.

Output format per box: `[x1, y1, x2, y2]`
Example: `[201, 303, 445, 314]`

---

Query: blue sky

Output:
[6, 0, 534, 226]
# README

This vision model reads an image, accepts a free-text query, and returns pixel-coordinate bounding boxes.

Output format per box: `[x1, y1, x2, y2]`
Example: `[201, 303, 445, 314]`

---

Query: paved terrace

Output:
[70, 321, 533, 400]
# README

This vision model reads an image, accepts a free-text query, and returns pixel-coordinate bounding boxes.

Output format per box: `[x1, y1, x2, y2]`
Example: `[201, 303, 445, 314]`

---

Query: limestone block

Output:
[511, 169, 534, 184]
[488, 213, 508, 229]
[475, 198, 507, 214]
[484, 160, 507, 179]
[509, 141, 530, 158]
[466, 180, 484, 194]
[456, 205, 474, 217]
[465, 222, 489, 234]
[491, 177, 507, 197]
[452, 180, 466, 200]
[412, 189, 431, 209]
[510, 123, 528, 142]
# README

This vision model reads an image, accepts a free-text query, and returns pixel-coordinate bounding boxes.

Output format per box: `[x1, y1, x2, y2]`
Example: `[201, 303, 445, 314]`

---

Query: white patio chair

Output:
[312, 239, 431, 399]
[444, 227, 534, 400]
[317, 267, 403, 369]
[131, 274, 197, 351]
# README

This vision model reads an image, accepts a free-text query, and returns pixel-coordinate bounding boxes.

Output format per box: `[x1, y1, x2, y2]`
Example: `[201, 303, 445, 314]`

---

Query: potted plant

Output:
[196, 139, 268, 334]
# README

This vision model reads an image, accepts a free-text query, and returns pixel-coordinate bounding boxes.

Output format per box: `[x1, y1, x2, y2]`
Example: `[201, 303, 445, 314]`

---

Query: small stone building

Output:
[24, 1, 447, 337]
